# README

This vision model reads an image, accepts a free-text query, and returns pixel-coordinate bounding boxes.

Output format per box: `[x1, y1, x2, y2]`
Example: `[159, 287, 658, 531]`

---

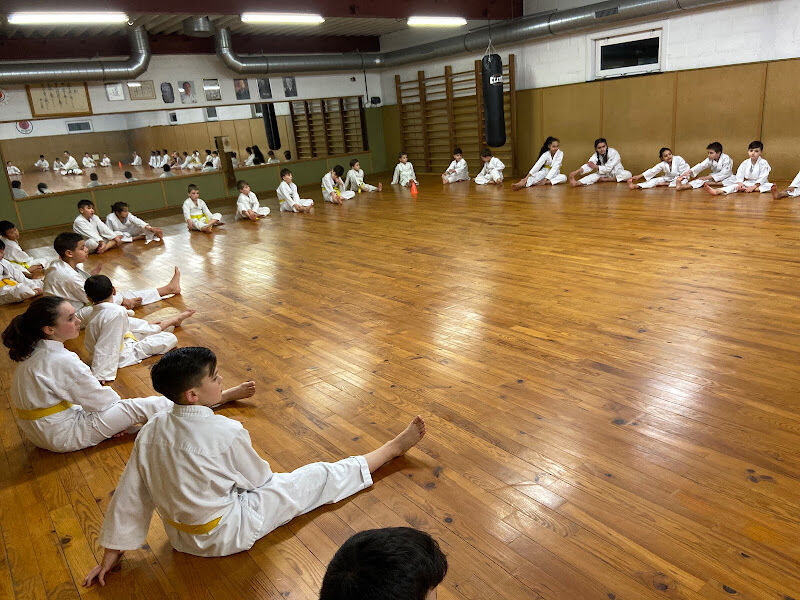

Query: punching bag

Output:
[481, 54, 506, 147]
[262, 103, 281, 151]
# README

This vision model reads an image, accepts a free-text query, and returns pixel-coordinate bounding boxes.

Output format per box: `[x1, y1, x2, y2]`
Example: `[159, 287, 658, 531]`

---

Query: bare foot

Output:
[122, 296, 143, 309]
[390, 416, 427, 457]
[511, 181, 524, 191]
[771, 186, 779, 199]
[163, 267, 181, 296]
[702, 183, 718, 196]
[220, 380, 256, 405]
[569, 174, 580, 187]
[378, 183, 383, 191]
[627, 179, 637, 190]
[160, 309, 195, 330]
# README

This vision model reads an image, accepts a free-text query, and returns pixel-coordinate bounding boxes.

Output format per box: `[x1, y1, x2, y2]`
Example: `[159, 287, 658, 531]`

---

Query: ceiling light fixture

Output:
[8, 12, 129, 25]
[407, 16, 467, 27]
[240, 13, 325, 24]
[126, 82, 142, 87]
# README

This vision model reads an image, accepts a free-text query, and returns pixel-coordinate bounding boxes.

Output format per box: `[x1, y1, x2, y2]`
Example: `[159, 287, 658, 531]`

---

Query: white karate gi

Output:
[73, 215, 123, 252]
[235, 192, 271, 219]
[191, 153, 203, 168]
[391, 162, 418, 186]
[321, 172, 355, 202]
[344, 168, 378, 192]
[180, 156, 193, 170]
[105, 212, 159, 242]
[149, 155, 158, 168]
[718, 157, 773, 194]
[83, 302, 177, 382]
[42, 259, 162, 325]
[9, 339, 172, 453]
[34, 159, 49, 171]
[6, 165, 21, 175]
[786, 170, 800, 197]
[686, 153, 736, 188]
[1, 236, 44, 273]
[523, 152, 564, 186]
[277, 182, 313, 212]
[82, 156, 96, 169]
[131, 154, 142, 166]
[61, 156, 82, 175]
[12, 188, 27, 199]
[183, 198, 222, 230]
[100, 157, 111, 167]
[0, 258, 42, 304]
[53, 159, 64, 171]
[267, 157, 280, 165]
[636, 156, 691, 189]
[212, 156, 221, 169]
[245, 154, 255, 166]
[476, 156, 507, 185]
[98, 404, 372, 557]
[159, 172, 174, 178]
[160, 155, 171, 169]
[443, 159, 470, 183]
[231, 157, 239, 168]
[577, 148, 632, 185]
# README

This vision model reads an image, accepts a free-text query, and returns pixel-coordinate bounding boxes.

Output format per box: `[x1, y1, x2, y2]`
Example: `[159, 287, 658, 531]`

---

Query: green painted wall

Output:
[364, 107, 388, 173]
[0, 168, 16, 223]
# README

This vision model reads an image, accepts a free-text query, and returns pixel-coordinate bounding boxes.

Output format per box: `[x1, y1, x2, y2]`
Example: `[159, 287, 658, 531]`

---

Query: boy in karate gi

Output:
[86, 173, 102, 188]
[99, 154, 112, 167]
[322, 165, 355, 204]
[391, 152, 418, 187]
[0, 239, 43, 305]
[82, 153, 96, 169]
[34, 155, 49, 171]
[84, 346, 426, 584]
[52, 157, 65, 172]
[771, 169, 800, 199]
[676, 141, 735, 190]
[704, 141, 773, 195]
[628, 147, 690, 190]
[131, 151, 142, 166]
[475, 148, 506, 185]
[73, 199, 123, 253]
[183, 184, 223, 232]
[235, 180, 271, 220]
[82, 274, 193, 383]
[43, 232, 181, 324]
[6, 161, 21, 176]
[0, 220, 45, 275]
[266, 150, 280, 164]
[344, 158, 381, 193]
[277, 168, 314, 213]
[442, 147, 469, 184]
[11, 181, 27, 199]
[60, 151, 82, 175]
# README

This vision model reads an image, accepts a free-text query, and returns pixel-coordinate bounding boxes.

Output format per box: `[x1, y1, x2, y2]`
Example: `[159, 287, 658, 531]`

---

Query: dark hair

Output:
[398, 151, 407, 159]
[150, 347, 218, 403]
[53, 232, 83, 257]
[11, 180, 21, 189]
[0, 221, 16, 236]
[706, 141, 723, 153]
[252, 145, 265, 165]
[205, 149, 212, 156]
[236, 180, 249, 190]
[231, 152, 237, 158]
[37, 183, 48, 192]
[163, 165, 171, 172]
[658, 147, 672, 160]
[349, 158, 359, 168]
[111, 201, 129, 214]
[0, 239, 4, 250]
[284, 150, 291, 160]
[246, 146, 252, 153]
[124, 171, 132, 178]
[748, 140, 763, 151]
[89, 173, 98, 181]
[453, 147, 462, 155]
[188, 183, 199, 193]
[319, 528, 448, 600]
[333, 165, 345, 177]
[280, 168, 292, 178]
[538, 136, 559, 158]
[77, 199, 94, 209]
[267, 150, 275, 157]
[3, 296, 69, 362]
[39, 154, 45, 158]
[593, 138, 608, 165]
[84, 274, 113, 303]
[480, 148, 493, 158]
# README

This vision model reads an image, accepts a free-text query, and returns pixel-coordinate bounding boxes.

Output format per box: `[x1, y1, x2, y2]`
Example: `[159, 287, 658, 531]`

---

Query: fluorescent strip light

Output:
[241, 12, 325, 24]
[126, 82, 142, 87]
[8, 12, 129, 25]
[407, 16, 467, 27]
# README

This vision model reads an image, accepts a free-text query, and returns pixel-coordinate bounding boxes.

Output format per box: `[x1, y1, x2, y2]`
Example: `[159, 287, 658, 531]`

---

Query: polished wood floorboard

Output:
[1, 176, 799, 600]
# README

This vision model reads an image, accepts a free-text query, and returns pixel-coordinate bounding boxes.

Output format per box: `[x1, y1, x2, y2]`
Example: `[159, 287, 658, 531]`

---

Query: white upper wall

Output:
[379, 0, 799, 104]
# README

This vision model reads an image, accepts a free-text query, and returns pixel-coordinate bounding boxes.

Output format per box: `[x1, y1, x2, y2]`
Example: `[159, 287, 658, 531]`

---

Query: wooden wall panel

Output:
[674, 63, 765, 169]
[515, 88, 542, 174]
[248, 118, 269, 157]
[381, 104, 402, 169]
[602, 73, 676, 176]
[540, 81, 603, 172]
[761, 58, 800, 180]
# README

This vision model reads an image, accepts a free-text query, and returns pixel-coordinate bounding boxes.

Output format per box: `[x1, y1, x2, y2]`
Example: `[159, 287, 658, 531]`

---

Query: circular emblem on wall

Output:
[16, 120, 33, 134]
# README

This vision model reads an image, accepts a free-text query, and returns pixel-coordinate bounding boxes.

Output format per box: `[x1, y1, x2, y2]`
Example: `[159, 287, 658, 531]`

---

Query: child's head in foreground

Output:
[188, 183, 200, 199]
[319, 527, 447, 600]
[151, 347, 221, 406]
[84, 274, 114, 304]
[280, 168, 292, 182]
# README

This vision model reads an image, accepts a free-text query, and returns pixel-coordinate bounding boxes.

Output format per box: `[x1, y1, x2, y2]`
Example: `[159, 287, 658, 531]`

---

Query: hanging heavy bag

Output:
[262, 103, 282, 151]
[481, 53, 506, 147]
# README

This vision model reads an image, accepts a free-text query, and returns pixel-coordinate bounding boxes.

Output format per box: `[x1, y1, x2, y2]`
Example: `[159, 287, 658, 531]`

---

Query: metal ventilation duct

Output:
[216, 0, 735, 74]
[183, 16, 215, 38]
[0, 26, 150, 84]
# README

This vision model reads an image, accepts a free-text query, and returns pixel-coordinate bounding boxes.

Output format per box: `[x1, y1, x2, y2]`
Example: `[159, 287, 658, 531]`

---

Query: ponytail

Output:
[110, 201, 128, 215]
[2, 296, 66, 362]
[594, 138, 608, 166]
[538, 136, 559, 158]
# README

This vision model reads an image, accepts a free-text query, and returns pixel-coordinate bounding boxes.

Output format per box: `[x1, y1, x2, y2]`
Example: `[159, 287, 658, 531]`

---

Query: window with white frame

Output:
[594, 29, 662, 79]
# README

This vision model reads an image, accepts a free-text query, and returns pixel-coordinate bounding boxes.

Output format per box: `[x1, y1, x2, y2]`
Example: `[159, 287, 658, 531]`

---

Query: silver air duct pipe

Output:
[216, 0, 733, 75]
[0, 26, 150, 83]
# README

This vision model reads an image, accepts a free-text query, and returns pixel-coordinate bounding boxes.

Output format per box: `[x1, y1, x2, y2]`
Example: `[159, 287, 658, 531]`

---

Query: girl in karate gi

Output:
[703, 141, 773, 196]
[84, 346, 426, 583]
[3, 298, 255, 454]
[628, 147, 690, 190]
[106, 202, 163, 242]
[568, 138, 631, 186]
[512, 136, 566, 190]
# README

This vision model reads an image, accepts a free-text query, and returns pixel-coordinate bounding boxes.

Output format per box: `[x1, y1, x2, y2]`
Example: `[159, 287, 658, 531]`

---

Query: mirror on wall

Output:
[2, 102, 295, 196]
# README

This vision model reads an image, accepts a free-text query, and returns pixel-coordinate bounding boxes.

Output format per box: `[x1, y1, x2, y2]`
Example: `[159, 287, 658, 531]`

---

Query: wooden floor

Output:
[1, 175, 799, 600]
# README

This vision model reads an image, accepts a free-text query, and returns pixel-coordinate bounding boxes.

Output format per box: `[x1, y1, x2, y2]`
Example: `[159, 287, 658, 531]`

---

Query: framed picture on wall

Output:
[26, 82, 92, 118]
[179, 81, 198, 104]
[204, 79, 222, 101]
[128, 80, 156, 100]
[257, 78, 272, 99]
[283, 76, 298, 97]
[161, 82, 175, 103]
[234, 78, 251, 100]
[105, 82, 126, 102]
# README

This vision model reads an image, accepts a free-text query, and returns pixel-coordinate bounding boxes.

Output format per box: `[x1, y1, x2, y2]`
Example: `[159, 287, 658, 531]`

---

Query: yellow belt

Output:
[120, 331, 138, 351]
[166, 515, 222, 535]
[9, 260, 30, 270]
[1, 278, 17, 287]
[17, 400, 74, 420]
[190, 214, 208, 220]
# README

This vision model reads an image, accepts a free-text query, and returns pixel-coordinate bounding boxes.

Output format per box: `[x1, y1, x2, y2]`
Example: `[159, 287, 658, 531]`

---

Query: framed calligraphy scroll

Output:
[26, 82, 92, 118]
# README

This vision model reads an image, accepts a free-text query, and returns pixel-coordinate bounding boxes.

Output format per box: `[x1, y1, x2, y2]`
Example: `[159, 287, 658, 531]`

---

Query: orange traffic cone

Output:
[118, 161, 123, 168]
[410, 180, 418, 194]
